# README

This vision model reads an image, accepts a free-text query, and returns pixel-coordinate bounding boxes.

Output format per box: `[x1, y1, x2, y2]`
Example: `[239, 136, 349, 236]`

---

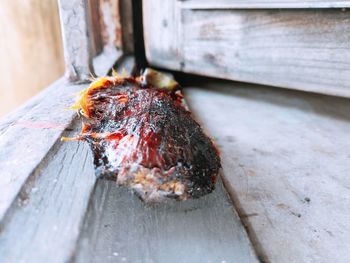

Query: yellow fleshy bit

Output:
[121, 68, 128, 77]
[142, 68, 179, 90]
[61, 136, 80, 142]
[159, 180, 185, 195]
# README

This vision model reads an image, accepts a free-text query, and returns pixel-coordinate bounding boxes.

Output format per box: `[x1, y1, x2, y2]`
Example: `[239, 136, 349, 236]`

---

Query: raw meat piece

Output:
[64, 70, 221, 202]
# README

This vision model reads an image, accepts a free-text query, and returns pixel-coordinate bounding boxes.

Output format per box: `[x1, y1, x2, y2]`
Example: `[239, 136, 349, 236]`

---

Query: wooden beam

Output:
[0, 78, 83, 223]
[0, 54, 129, 226]
[58, 0, 94, 81]
[0, 56, 135, 263]
[144, 3, 350, 98]
[0, 123, 96, 263]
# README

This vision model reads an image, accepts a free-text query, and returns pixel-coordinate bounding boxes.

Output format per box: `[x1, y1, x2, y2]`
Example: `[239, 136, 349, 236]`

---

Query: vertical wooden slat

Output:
[143, 0, 183, 70]
[120, 0, 134, 54]
[98, 0, 123, 51]
[58, 0, 94, 82]
[87, 0, 103, 56]
[143, 4, 350, 98]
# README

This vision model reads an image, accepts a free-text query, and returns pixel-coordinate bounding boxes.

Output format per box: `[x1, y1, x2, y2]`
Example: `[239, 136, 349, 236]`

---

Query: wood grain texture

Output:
[73, 178, 258, 263]
[88, 0, 103, 56]
[0, 79, 84, 223]
[181, 0, 350, 9]
[99, 0, 123, 51]
[0, 54, 124, 225]
[0, 123, 96, 263]
[144, 4, 350, 98]
[184, 79, 350, 263]
[182, 9, 350, 98]
[0, 56, 137, 263]
[58, 0, 94, 81]
[0, 79, 74, 137]
[120, 0, 134, 54]
[143, 0, 183, 70]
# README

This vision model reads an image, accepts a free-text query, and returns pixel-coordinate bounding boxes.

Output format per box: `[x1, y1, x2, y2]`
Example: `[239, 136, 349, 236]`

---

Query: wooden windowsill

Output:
[0, 54, 132, 222]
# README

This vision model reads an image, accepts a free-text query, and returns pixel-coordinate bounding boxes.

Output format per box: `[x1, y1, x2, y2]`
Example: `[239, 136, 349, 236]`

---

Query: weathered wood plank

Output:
[0, 78, 71, 137]
[87, 0, 103, 56]
[181, 0, 350, 9]
[0, 54, 128, 225]
[120, 0, 134, 54]
[144, 6, 350, 98]
[0, 56, 135, 263]
[98, 0, 123, 51]
[184, 79, 350, 263]
[184, 9, 350, 98]
[0, 122, 96, 263]
[0, 79, 84, 223]
[88, 0, 127, 58]
[143, 0, 183, 70]
[73, 178, 258, 263]
[58, 0, 94, 81]
[0, 92, 45, 137]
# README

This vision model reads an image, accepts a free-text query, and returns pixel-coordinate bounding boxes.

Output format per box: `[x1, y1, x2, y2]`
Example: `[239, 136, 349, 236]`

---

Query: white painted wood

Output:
[0, 79, 84, 223]
[144, 4, 350, 98]
[0, 124, 96, 263]
[181, 0, 350, 9]
[143, 0, 183, 70]
[0, 55, 129, 226]
[184, 80, 350, 263]
[58, 0, 94, 81]
[0, 56, 149, 263]
[74, 178, 258, 263]
[181, 9, 350, 98]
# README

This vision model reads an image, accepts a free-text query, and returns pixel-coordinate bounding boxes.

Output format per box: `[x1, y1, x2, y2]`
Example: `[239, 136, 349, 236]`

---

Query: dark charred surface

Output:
[74, 77, 221, 202]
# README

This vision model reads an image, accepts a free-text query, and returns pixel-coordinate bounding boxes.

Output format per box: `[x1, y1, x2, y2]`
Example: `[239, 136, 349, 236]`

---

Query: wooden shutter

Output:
[143, 0, 350, 98]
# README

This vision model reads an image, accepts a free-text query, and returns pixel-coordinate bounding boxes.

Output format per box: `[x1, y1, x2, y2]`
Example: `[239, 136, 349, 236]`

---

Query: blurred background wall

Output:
[0, 0, 65, 117]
